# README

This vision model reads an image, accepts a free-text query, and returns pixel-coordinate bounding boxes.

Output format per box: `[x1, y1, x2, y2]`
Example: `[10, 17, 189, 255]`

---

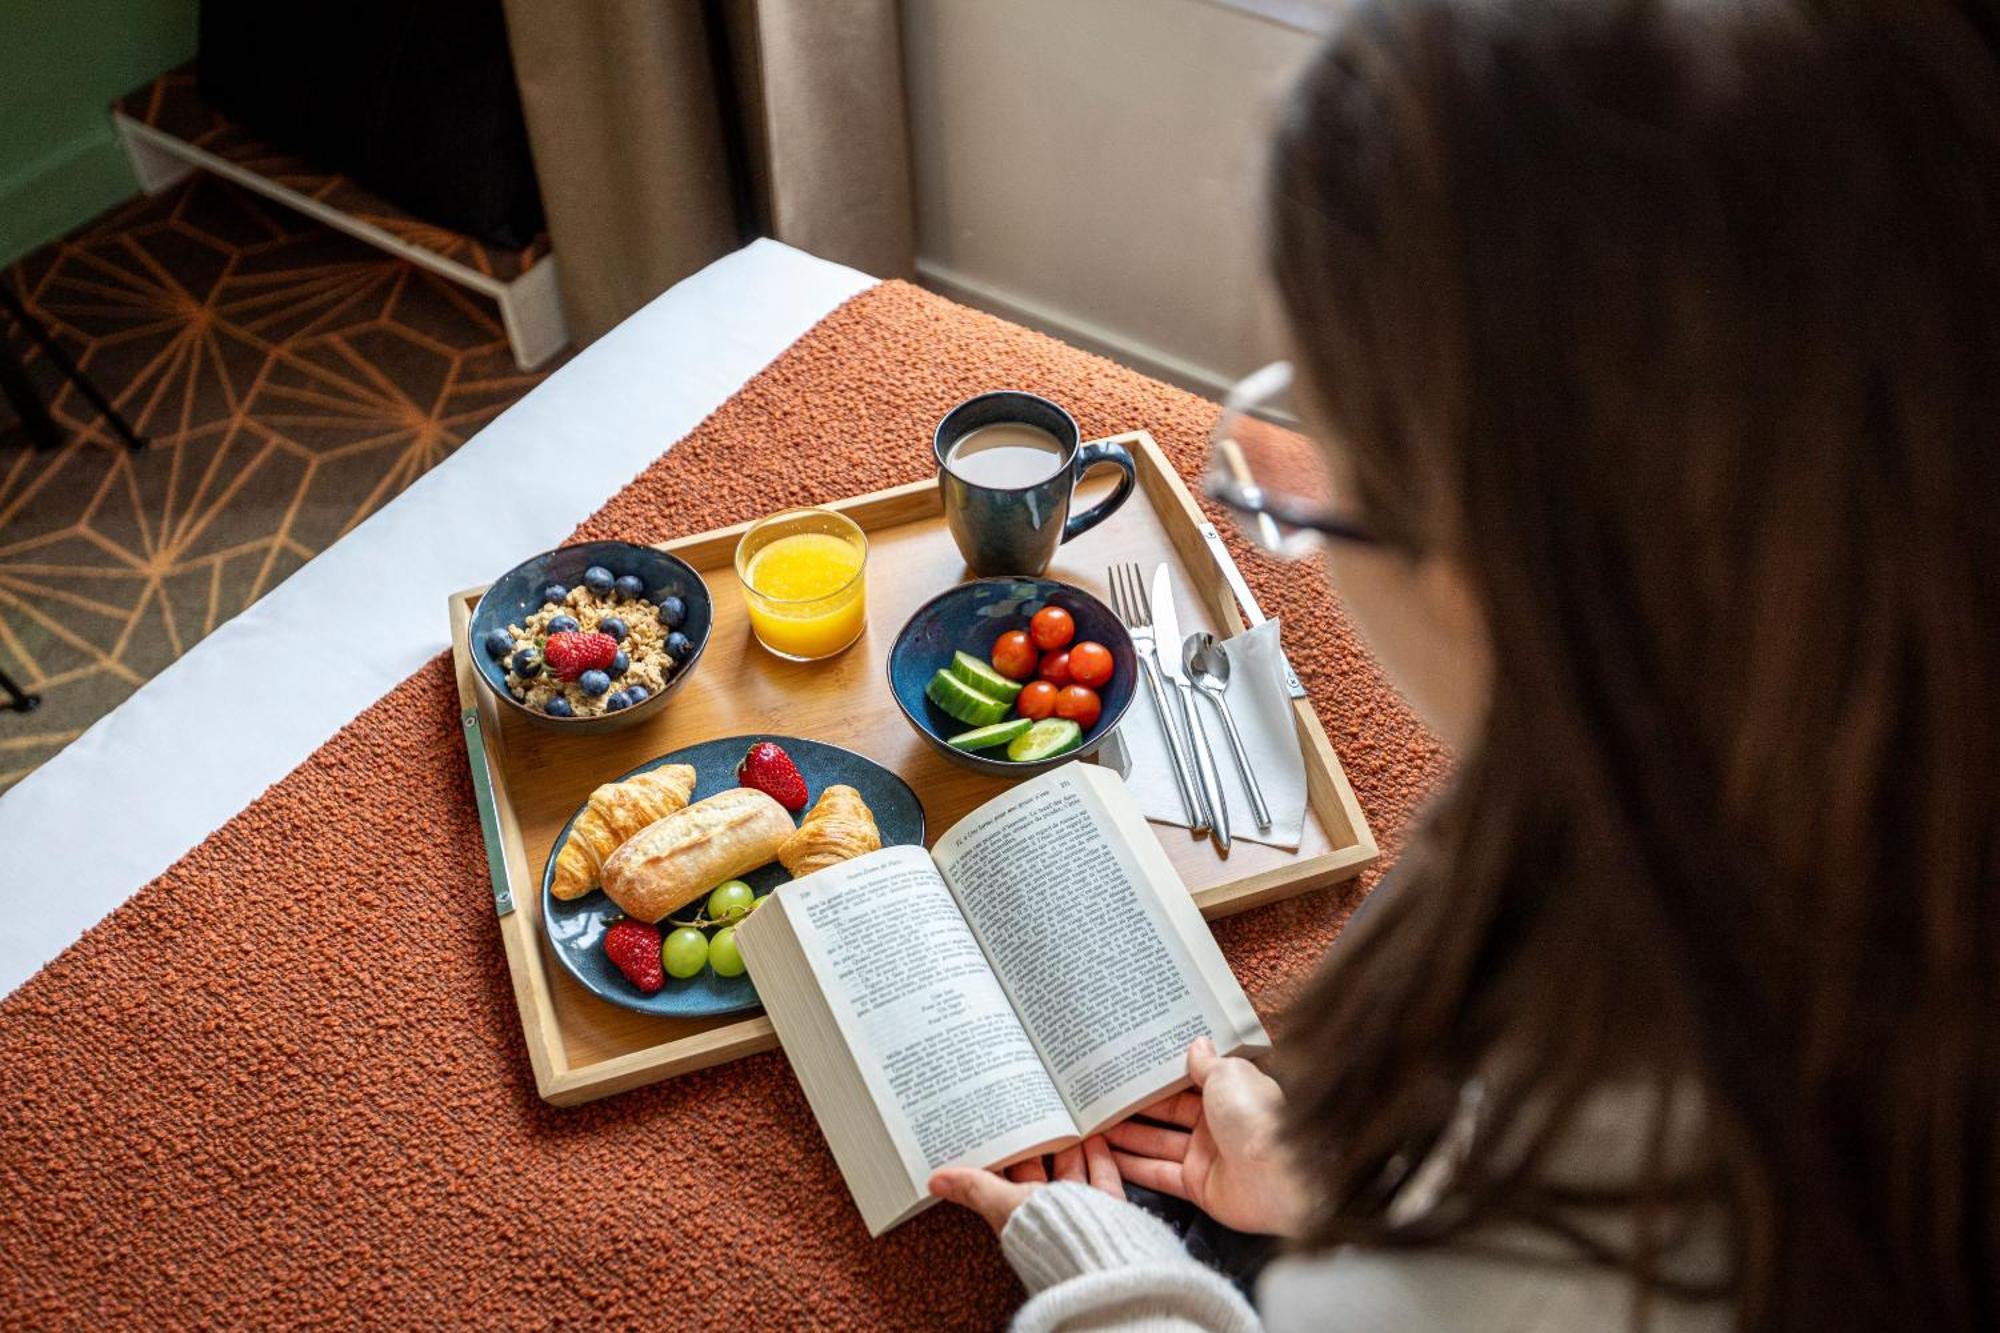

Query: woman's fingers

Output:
[1051, 1142, 1086, 1183]
[928, 1168, 1036, 1235]
[1111, 1150, 1190, 1200]
[1105, 1119, 1191, 1162]
[1137, 1090, 1203, 1128]
[1186, 1037, 1220, 1086]
[1083, 1135, 1126, 1200]
[1006, 1157, 1050, 1184]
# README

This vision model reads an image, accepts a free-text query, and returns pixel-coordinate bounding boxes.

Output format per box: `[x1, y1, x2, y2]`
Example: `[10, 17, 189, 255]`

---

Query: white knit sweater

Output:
[1001, 1183, 1733, 1332]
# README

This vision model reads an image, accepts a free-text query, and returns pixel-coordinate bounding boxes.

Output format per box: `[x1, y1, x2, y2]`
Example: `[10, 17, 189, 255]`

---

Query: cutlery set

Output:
[1108, 561, 1271, 854]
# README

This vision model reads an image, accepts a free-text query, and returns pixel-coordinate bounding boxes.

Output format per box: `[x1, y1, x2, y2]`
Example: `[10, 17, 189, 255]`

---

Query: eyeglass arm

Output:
[1204, 473, 1380, 548]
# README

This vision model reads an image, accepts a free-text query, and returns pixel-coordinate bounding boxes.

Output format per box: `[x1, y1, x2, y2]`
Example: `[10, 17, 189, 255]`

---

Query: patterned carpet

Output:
[0, 174, 553, 792]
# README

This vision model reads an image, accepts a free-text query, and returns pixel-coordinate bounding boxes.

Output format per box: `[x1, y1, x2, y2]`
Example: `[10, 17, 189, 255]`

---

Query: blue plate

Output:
[541, 734, 926, 1018]
[887, 577, 1138, 777]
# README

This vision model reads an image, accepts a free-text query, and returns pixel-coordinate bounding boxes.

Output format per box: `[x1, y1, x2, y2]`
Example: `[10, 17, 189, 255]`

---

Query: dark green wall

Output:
[1, 0, 199, 266]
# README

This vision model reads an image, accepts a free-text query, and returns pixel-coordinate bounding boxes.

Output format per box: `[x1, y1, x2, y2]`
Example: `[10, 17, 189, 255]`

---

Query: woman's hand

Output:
[928, 1039, 1307, 1238]
[929, 1135, 1125, 1234]
[1105, 1037, 1307, 1237]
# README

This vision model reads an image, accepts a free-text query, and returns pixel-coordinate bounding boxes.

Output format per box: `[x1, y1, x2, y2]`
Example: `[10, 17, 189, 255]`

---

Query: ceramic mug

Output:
[933, 391, 1136, 576]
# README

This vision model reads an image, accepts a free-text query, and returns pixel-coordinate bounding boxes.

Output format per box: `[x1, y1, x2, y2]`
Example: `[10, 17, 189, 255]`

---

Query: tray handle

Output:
[461, 708, 516, 917]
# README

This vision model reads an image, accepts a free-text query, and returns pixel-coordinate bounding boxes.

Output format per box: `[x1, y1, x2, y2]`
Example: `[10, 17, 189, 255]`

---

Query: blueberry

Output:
[578, 669, 611, 697]
[611, 650, 630, 676]
[605, 690, 632, 712]
[582, 566, 615, 595]
[483, 628, 515, 660]
[546, 614, 581, 635]
[539, 582, 568, 607]
[625, 684, 650, 704]
[512, 648, 543, 679]
[657, 596, 686, 630]
[544, 696, 574, 718]
[614, 574, 645, 600]
[599, 616, 628, 642]
[665, 631, 694, 660]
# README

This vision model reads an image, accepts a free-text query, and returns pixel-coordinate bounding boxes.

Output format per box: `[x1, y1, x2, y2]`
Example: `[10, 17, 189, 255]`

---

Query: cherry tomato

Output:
[1038, 650, 1072, 686]
[1068, 640, 1114, 688]
[1029, 605, 1075, 652]
[991, 630, 1038, 681]
[1017, 680, 1059, 720]
[1054, 685, 1102, 730]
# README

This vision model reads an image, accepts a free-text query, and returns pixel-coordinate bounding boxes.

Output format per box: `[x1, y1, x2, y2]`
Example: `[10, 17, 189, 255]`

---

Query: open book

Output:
[735, 761, 1269, 1235]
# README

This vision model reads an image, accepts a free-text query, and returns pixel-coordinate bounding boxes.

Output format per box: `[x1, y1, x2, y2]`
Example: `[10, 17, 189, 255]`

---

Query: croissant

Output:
[552, 764, 696, 899]
[778, 784, 882, 879]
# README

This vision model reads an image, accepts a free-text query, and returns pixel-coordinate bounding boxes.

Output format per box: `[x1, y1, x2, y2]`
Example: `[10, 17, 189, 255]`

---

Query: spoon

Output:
[1182, 632, 1273, 830]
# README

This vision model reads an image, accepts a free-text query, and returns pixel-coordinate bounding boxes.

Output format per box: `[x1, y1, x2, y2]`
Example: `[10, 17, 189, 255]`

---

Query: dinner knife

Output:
[1152, 563, 1231, 852]
[1197, 520, 1308, 700]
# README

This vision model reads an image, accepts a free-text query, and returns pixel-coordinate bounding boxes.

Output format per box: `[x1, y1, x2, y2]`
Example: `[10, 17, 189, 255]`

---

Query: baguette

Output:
[600, 787, 795, 923]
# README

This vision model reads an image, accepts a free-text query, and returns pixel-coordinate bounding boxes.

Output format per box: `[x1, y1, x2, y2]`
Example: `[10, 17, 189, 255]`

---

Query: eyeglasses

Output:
[1202, 361, 1380, 560]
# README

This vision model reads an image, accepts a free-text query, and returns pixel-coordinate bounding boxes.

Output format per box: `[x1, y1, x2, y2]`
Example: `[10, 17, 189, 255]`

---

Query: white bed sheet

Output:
[0, 239, 874, 998]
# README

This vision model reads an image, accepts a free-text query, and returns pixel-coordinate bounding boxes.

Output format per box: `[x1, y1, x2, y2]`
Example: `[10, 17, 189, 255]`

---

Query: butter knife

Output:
[1196, 520, 1307, 700]
[1152, 563, 1231, 852]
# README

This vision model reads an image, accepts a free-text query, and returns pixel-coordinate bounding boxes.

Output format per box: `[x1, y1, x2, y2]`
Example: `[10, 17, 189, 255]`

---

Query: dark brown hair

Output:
[1269, 2, 2000, 1329]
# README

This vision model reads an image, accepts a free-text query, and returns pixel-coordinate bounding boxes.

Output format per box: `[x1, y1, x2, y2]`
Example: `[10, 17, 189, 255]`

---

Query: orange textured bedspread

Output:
[0, 282, 1447, 1330]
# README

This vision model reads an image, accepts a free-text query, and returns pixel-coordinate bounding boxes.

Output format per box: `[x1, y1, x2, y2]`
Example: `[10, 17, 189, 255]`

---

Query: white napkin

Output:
[1104, 620, 1308, 851]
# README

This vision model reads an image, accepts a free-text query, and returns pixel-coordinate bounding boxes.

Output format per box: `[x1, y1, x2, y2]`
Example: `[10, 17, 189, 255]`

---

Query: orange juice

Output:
[737, 519, 868, 659]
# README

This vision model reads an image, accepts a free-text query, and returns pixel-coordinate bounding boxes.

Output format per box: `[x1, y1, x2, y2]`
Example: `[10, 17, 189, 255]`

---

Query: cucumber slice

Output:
[927, 669, 1009, 726]
[1005, 718, 1083, 762]
[948, 718, 1035, 751]
[951, 651, 1024, 703]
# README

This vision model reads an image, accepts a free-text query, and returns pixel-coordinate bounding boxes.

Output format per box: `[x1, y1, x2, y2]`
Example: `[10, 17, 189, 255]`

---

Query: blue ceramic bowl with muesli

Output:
[470, 540, 712, 734]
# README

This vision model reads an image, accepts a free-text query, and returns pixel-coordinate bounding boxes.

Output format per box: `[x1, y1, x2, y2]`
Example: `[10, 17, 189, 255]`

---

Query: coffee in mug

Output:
[933, 391, 1137, 576]
[943, 423, 1068, 489]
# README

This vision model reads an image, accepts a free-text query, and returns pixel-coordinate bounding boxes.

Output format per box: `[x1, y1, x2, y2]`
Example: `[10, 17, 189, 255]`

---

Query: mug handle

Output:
[1061, 439, 1137, 543]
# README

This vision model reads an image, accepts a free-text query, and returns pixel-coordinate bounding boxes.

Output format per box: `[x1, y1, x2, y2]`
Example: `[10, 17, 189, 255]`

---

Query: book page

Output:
[932, 764, 1269, 1132]
[780, 844, 1078, 1193]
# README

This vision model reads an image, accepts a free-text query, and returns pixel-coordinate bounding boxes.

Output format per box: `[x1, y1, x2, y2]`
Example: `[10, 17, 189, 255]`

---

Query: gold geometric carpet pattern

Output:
[0, 174, 554, 793]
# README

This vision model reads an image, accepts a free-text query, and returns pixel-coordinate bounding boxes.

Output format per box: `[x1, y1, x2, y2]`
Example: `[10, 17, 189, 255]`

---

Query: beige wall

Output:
[901, 0, 1321, 396]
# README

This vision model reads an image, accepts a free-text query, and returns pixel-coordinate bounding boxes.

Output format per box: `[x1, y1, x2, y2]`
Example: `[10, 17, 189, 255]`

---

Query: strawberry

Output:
[544, 630, 618, 682]
[605, 920, 665, 994]
[737, 741, 809, 812]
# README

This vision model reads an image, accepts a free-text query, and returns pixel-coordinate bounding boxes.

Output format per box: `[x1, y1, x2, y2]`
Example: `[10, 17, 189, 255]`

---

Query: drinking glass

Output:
[734, 507, 870, 660]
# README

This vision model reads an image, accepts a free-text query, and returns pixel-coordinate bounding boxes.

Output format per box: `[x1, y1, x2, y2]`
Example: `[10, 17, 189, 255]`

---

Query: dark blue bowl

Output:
[469, 539, 712, 734]
[889, 577, 1137, 777]
[541, 735, 926, 1018]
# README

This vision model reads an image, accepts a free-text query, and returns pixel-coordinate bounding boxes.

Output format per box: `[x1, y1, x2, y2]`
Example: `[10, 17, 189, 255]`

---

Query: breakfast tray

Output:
[447, 431, 1378, 1106]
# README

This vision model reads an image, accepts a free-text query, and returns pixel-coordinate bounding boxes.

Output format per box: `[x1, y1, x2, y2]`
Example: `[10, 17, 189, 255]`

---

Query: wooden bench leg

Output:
[114, 115, 197, 196]
[498, 259, 569, 371]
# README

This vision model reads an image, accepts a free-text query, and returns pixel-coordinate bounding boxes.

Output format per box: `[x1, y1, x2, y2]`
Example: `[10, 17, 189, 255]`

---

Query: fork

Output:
[1109, 563, 1207, 831]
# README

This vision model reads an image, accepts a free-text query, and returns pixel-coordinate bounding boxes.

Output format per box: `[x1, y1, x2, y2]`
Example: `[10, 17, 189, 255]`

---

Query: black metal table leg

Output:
[0, 664, 39, 714]
[0, 281, 147, 452]
[0, 335, 64, 451]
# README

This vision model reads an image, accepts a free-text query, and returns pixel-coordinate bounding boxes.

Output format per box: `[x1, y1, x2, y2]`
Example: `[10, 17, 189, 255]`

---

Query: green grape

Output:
[661, 927, 709, 979]
[706, 879, 757, 923]
[709, 926, 746, 978]
[751, 893, 770, 913]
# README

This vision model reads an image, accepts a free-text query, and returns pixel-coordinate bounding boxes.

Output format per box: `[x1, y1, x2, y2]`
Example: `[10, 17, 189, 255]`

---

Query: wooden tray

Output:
[447, 431, 1378, 1105]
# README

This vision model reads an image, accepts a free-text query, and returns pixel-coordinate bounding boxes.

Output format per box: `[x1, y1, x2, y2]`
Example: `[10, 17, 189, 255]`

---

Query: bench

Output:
[112, 66, 568, 370]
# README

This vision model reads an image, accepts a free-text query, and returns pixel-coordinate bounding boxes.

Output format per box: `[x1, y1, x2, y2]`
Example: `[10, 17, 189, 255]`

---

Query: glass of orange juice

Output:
[734, 507, 869, 660]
